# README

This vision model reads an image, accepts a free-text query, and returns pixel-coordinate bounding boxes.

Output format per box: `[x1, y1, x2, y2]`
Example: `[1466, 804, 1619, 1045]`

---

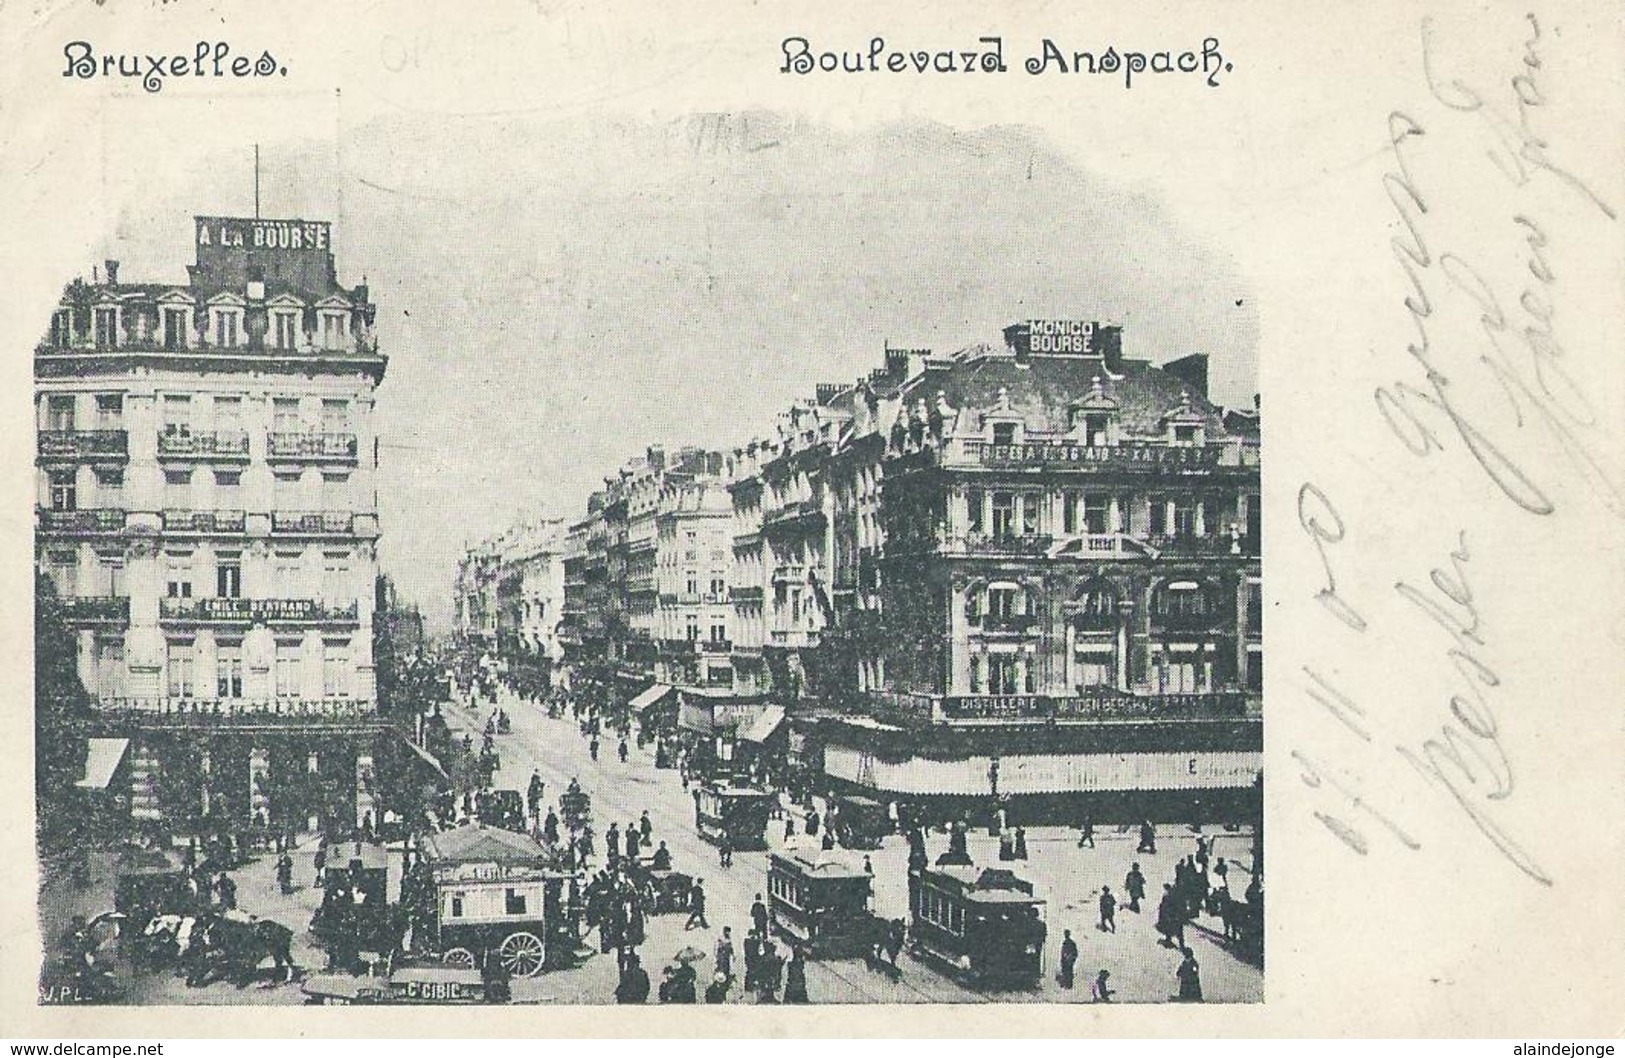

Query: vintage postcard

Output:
[0, 0, 1620, 1039]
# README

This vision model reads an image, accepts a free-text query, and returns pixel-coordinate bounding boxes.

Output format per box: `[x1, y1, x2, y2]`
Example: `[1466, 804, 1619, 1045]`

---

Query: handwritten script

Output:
[1295, 11, 1619, 888]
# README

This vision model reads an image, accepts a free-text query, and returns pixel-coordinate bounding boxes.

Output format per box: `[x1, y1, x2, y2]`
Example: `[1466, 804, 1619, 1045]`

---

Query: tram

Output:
[767, 852, 883, 958]
[909, 864, 1047, 989]
[692, 782, 773, 852]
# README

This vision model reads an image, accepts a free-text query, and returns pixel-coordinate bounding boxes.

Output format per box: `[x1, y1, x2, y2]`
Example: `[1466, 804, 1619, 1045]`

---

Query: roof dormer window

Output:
[212, 307, 243, 349]
[93, 305, 119, 350]
[319, 309, 348, 351]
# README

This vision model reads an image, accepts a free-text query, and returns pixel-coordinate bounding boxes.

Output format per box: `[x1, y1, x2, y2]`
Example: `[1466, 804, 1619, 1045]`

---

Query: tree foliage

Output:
[35, 574, 91, 850]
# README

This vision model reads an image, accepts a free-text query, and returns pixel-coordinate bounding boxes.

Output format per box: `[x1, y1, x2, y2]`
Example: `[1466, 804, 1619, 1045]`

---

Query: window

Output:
[272, 311, 298, 350]
[1022, 493, 1041, 535]
[988, 655, 1019, 695]
[323, 640, 350, 697]
[49, 470, 76, 512]
[215, 470, 241, 510]
[275, 642, 301, 698]
[505, 889, 527, 915]
[321, 399, 350, 433]
[1085, 413, 1111, 446]
[216, 643, 244, 698]
[164, 468, 192, 510]
[710, 576, 726, 598]
[162, 307, 188, 350]
[47, 395, 75, 432]
[323, 474, 350, 511]
[991, 493, 1015, 538]
[51, 308, 74, 347]
[1149, 497, 1166, 537]
[1174, 424, 1199, 445]
[1085, 495, 1111, 534]
[164, 553, 193, 599]
[320, 311, 347, 350]
[95, 394, 122, 428]
[213, 309, 241, 348]
[98, 552, 124, 597]
[213, 396, 242, 436]
[1246, 649, 1263, 693]
[969, 655, 983, 693]
[216, 554, 242, 599]
[167, 641, 195, 698]
[450, 893, 465, 918]
[992, 422, 1016, 446]
[1246, 495, 1261, 548]
[94, 307, 118, 350]
[1173, 497, 1199, 537]
[323, 553, 350, 605]
[1157, 647, 1203, 693]
[685, 616, 699, 641]
[1062, 491, 1079, 535]
[1074, 581, 1118, 630]
[686, 572, 698, 595]
[97, 638, 125, 698]
[273, 398, 301, 433]
[1076, 648, 1113, 689]
[274, 553, 302, 597]
[162, 395, 191, 436]
[274, 472, 301, 512]
[48, 550, 77, 596]
[710, 623, 727, 643]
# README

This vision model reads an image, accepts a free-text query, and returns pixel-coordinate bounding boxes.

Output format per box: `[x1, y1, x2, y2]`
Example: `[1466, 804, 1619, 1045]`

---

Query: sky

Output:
[89, 110, 1258, 633]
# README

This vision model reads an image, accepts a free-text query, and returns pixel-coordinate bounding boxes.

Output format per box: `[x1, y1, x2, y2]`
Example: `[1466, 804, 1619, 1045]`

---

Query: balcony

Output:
[1146, 533, 1244, 557]
[272, 510, 354, 535]
[698, 639, 732, 654]
[93, 696, 379, 728]
[157, 429, 249, 459]
[934, 690, 1249, 723]
[951, 439, 1227, 473]
[762, 498, 826, 535]
[769, 629, 818, 648]
[162, 509, 246, 534]
[771, 564, 807, 584]
[971, 613, 1039, 636]
[938, 531, 1055, 558]
[61, 595, 130, 624]
[159, 597, 360, 624]
[38, 332, 382, 360]
[266, 431, 358, 463]
[37, 507, 126, 534]
[729, 586, 763, 603]
[38, 430, 128, 461]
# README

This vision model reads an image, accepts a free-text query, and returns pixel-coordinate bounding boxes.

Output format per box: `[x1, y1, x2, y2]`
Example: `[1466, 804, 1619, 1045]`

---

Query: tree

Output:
[35, 574, 91, 851]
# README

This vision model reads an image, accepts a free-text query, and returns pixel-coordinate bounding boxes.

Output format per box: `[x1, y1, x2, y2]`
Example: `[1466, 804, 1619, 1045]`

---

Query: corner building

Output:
[817, 322, 1262, 823]
[35, 215, 388, 830]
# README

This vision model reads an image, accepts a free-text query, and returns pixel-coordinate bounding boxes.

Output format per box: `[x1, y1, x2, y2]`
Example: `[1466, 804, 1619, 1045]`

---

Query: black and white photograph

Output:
[6, 0, 1623, 1042]
[31, 110, 1261, 1008]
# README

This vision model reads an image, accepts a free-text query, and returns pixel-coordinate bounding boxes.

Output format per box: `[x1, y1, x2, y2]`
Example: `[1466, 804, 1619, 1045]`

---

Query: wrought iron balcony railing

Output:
[157, 429, 250, 458]
[38, 430, 128, 459]
[266, 431, 358, 460]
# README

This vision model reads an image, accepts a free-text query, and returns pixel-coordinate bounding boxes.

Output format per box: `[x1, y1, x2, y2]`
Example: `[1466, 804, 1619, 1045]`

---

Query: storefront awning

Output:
[76, 738, 130, 791]
[739, 705, 787, 745]
[629, 683, 675, 714]
[407, 740, 450, 781]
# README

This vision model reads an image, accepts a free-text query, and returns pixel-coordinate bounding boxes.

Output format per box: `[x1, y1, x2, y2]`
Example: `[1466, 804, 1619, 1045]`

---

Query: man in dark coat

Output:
[743, 928, 763, 991]
[1098, 885, 1117, 933]
[1176, 947, 1203, 1002]
[1156, 884, 1185, 949]
[685, 878, 709, 930]
[1077, 816, 1096, 848]
[704, 971, 730, 1003]
[527, 772, 545, 818]
[1137, 820, 1157, 854]
[1057, 929, 1078, 988]
[639, 811, 653, 844]
[543, 809, 560, 845]
[751, 893, 769, 937]
[1125, 862, 1147, 912]
[615, 954, 651, 1003]
[783, 946, 809, 1003]
[756, 940, 783, 1003]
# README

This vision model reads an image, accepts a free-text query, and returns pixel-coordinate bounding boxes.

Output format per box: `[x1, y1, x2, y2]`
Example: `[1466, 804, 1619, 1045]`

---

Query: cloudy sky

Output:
[93, 110, 1257, 632]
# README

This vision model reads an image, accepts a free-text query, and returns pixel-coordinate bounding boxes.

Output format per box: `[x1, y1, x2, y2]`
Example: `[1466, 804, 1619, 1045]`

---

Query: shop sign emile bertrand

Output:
[196, 216, 331, 252]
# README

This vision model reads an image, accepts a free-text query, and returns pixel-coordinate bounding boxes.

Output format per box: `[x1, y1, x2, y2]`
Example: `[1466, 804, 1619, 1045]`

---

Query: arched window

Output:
[1072, 579, 1118, 631]
[1152, 580, 1216, 629]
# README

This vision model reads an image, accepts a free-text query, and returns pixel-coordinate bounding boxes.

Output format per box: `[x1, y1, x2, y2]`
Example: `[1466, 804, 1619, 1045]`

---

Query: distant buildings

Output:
[523, 318, 1260, 822]
[454, 517, 568, 668]
[34, 213, 389, 829]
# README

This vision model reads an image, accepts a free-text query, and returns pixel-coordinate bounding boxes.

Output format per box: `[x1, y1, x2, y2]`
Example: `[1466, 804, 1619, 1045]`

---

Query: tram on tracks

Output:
[909, 864, 1047, 989]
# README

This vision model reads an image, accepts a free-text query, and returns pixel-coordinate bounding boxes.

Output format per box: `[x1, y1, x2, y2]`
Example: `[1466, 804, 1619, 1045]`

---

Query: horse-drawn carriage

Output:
[909, 864, 1047, 989]
[113, 848, 190, 922]
[311, 840, 395, 959]
[693, 782, 773, 852]
[621, 857, 694, 915]
[476, 789, 526, 832]
[768, 851, 883, 958]
[419, 823, 581, 978]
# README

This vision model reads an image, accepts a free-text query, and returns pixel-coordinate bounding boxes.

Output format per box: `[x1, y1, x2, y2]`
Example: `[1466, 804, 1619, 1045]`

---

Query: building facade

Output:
[555, 319, 1261, 820]
[35, 214, 389, 829]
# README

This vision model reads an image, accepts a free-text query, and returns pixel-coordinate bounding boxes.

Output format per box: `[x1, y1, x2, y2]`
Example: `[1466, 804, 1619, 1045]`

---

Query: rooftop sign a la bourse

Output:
[195, 216, 331, 252]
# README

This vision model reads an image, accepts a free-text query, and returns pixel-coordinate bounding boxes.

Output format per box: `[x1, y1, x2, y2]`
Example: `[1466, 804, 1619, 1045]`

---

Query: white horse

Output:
[140, 913, 200, 965]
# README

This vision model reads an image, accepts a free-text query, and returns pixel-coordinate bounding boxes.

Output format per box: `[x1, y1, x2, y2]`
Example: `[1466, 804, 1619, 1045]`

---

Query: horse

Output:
[136, 913, 202, 969]
[187, 913, 297, 988]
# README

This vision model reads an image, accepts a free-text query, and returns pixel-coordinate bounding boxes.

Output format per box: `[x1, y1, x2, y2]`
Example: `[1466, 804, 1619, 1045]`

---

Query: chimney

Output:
[104, 260, 120, 285]
[1163, 353, 1210, 400]
[646, 444, 666, 470]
